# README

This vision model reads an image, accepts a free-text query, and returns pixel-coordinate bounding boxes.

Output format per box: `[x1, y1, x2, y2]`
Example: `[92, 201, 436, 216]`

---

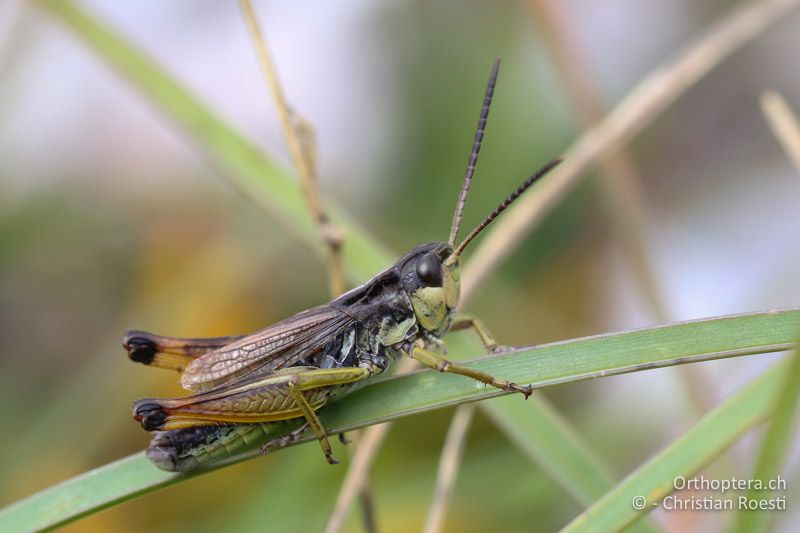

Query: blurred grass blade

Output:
[733, 344, 800, 533]
[423, 404, 476, 533]
[761, 90, 800, 173]
[239, 0, 347, 297]
[461, 0, 800, 299]
[482, 397, 659, 533]
[561, 356, 793, 533]
[734, 92, 800, 533]
[36, 0, 393, 283]
[2, 309, 798, 532]
[34, 0, 638, 513]
[483, 394, 616, 507]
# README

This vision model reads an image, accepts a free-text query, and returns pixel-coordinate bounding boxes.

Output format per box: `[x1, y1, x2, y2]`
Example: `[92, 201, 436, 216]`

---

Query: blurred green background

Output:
[2, 0, 800, 531]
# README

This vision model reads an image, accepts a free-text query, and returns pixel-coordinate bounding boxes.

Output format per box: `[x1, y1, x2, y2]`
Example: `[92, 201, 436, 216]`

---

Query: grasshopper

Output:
[125, 59, 562, 472]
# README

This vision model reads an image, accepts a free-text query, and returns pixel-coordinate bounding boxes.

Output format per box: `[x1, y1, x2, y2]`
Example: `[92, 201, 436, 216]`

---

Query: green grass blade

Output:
[561, 358, 795, 533]
[1, 455, 177, 533]
[733, 343, 800, 533]
[2, 309, 797, 532]
[34, 0, 640, 512]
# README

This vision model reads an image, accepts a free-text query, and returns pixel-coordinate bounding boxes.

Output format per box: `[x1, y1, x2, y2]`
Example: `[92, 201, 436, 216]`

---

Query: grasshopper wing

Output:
[180, 305, 356, 392]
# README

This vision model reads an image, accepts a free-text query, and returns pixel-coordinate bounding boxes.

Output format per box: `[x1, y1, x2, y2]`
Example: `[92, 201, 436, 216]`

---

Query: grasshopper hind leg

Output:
[135, 402, 169, 431]
[134, 366, 371, 465]
[286, 380, 339, 464]
[123, 330, 245, 373]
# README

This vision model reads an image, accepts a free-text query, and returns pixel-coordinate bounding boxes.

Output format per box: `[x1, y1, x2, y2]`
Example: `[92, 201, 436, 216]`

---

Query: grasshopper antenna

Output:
[448, 58, 501, 247]
[450, 157, 563, 260]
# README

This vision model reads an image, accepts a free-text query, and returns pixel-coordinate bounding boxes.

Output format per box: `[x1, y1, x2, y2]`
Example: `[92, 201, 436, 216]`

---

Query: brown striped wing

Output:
[180, 305, 355, 392]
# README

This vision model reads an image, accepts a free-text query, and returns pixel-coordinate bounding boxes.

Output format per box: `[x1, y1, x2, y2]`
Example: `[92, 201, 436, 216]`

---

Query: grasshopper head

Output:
[401, 59, 563, 337]
[399, 242, 460, 336]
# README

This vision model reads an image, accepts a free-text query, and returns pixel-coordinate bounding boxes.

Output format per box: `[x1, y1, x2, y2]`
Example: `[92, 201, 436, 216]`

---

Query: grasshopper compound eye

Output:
[416, 253, 443, 287]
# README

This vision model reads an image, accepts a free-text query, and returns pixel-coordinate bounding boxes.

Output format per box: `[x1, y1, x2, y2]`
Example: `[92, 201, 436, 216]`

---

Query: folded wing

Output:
[180, 305, 356, 392]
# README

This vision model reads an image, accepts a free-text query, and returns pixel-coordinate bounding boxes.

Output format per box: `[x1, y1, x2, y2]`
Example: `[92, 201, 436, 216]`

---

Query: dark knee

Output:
[124, 332, 157, 365]
[133, 401, 167, 431]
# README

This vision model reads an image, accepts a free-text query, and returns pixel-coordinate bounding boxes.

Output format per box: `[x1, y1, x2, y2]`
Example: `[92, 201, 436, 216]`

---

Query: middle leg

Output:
[449, 315, 505, 353]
